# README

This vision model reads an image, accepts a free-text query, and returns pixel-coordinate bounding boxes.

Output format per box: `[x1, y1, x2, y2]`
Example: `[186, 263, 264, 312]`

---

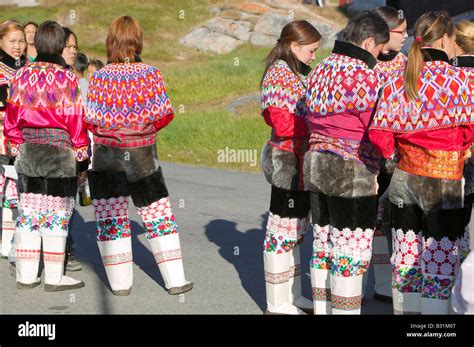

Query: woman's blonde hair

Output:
[404, 11, 454, 101]
[455, 20, 474, 55]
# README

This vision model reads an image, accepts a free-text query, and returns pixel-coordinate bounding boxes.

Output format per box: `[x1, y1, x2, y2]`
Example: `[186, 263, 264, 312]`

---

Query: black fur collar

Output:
[421, 48, 450, 64]
[34, 54, 67, 68]
[0, 49, 26, 69]
[332, 40, 377, 69]
[452, 55, 474, 68]
[378, 51, 399, 62]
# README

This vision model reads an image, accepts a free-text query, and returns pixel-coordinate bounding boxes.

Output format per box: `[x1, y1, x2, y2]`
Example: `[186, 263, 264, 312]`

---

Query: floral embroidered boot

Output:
[420, 235, 460, 315]
[93, 196, 134, 296]
[391, 204, 423, 314]
[14, 231, 41, 289]
[138, 197, 192, 295]
[391, 227, 422, 315]
[329, 226, 374, 315]
[264, 250, 306, 315]
[97, 236, 133, 295]
[43, 235, 84, 292]
[288, 244, 313, 313]
[310, 223, 332, 314]
[1, 188, 18, 257]
[330, 273, 364, 314]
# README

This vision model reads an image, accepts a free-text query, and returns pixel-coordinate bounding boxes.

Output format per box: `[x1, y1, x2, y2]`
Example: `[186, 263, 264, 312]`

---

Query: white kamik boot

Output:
[43, 235, 84, 292]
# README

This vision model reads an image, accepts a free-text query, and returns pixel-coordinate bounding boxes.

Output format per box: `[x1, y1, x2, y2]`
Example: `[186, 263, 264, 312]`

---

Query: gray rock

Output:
[308, 20, 339, 48]
[250, 32, 278, 47]
[180, 27, 243, 54]
[205, 17, 252, 42]
[0, 0, 37, 5]
[227, 92, 260, 114]
[237, 11, 260, 22]
[253, 12, 291, 37]
[209, 6, 221, 14]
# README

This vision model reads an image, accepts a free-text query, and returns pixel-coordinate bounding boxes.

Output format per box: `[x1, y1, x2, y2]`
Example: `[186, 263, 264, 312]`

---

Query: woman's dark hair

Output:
[261, 20, 321, 86]
[341, 11, 389, 46]
[23, 21, 38, 30]
[88, 58, 104, 70]
[74, 52, 88, 73]
[106, 15, 143, 63]
[372, 6, 405, 31]
[63, 26, 78, 49]
[34, 21, 66, 55]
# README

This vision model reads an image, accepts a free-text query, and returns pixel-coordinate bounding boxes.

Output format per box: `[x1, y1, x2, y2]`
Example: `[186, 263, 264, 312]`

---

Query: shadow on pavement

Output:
[204, 213, 314, 313]
[70, 210, 167, 312]
[69, 209, 111, 314]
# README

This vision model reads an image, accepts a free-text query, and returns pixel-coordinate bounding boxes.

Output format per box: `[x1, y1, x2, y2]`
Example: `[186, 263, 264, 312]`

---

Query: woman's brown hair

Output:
[106, 15, 143, 63]
[34, 21, 65, 55]
[0, 20, 25, 42]
[404, 11, 454, 101]
[372, 6, 405, 31]
[455, 20, 474, 55]
[261, 20, 321, 86]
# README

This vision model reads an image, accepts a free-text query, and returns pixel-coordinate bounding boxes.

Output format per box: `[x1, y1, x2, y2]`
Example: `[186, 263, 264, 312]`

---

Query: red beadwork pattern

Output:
[8, 62, 82, 110]
[421, 236, 460, 277]
[307, 53, 381, 116]
[136, 197, 172, 221]
[20, 193, 75, 211]
[261, 60, 307, 116]
[392, 228, 422, 266]
[86, 63, 173, 129]
[371, 61, 472, 133]
[93, 196, 129, 220]
[375, 53, 407, 84]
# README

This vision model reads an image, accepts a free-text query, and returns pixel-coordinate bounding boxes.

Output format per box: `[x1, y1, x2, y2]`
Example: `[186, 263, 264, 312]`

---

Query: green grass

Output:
[1, 0, 229, 62]
[164, 44, 269, 106]
[0, 0, 333, 172]
[157, 107, 269, 172]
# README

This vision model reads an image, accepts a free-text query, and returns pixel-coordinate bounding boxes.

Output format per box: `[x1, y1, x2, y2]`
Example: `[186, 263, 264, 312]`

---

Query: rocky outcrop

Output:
[180, 0, 342, 54]
[0, 0, 38, 5]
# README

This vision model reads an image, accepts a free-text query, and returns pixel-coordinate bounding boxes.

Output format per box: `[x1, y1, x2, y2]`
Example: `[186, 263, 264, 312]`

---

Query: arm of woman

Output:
[4, 102, 24, 157]
[65, 97, 90, 173]
[262, 106, 307, 138]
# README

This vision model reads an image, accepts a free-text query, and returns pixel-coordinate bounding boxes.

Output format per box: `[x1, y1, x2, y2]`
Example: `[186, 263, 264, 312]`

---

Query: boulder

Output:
[0, 0, 37, 5]
[308, 20, 340, 48]
[222, 2, 272, 15]
[227, 92, 261, 114]
[209, 6, 221, 14]
[205, 17, 252, 41]
[253, 11, 291, 37]
[180, 27, 243, 54]
[250, 32, 278, 47]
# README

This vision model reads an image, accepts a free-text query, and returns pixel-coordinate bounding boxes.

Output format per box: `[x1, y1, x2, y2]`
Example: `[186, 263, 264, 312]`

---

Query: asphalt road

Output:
[3, 161, 466, 315]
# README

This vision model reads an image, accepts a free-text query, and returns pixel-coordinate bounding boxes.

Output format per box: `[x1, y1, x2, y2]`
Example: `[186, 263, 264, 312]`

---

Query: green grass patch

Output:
[157, 107, 269, 173]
